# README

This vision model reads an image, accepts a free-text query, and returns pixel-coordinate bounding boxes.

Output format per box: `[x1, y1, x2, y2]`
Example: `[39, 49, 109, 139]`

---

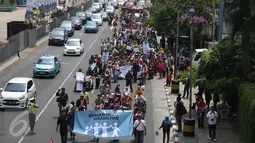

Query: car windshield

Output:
[76, 12, 85, 17]
[86, 11, 92, 14]
[37, 58, 54, 65]
[51, 30, 64, 36]
[87, 22, 96, 26]
[106, 7, 113, 10]
[92, 3, 99, 7]
[66, 41, 80, 46]
[4, 83, 26, 92]
[101, 12, 107, 16]
[61, 22, 71, 28]
[92, 15, 101, 19]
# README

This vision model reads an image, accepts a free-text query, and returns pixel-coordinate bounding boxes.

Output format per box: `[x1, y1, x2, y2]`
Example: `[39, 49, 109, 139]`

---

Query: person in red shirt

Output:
[167, 68, 173, 86]
[158, 60, 165, 78]
[196, 97, 206, 128]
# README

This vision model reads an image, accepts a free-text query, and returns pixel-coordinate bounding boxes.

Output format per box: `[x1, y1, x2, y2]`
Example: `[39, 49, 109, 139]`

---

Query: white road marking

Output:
[17, 23, 108, 143]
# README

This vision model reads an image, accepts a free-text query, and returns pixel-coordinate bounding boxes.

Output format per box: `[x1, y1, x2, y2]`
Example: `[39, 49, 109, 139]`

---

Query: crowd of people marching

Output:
[54, 2, 177, 143]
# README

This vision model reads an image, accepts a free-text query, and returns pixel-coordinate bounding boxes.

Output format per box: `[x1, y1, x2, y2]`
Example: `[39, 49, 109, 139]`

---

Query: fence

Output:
[0, 1, 92, 64]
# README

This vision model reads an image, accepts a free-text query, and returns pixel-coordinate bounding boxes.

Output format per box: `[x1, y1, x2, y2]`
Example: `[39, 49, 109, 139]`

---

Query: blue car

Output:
[60, 20, 74, 37]
[33, 54, 61, 78]
[84, 21, 99, 33]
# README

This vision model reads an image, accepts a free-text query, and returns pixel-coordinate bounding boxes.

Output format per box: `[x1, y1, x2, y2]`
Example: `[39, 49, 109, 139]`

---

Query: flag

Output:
[50, 138, 54, 143]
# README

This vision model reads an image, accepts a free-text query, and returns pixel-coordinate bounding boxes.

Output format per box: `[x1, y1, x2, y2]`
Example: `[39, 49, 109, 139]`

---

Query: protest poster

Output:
[119, 65, 143, 78]
[143, 43, 150, 54]
[90, 63, 97, 70]
[119, 66, 132, 78]
[102, 52, 109, 63]
[73, 110, 133, 137]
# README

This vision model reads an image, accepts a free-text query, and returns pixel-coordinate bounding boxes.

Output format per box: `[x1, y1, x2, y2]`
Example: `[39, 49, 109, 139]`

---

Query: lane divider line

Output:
[17, 23, 108, 143]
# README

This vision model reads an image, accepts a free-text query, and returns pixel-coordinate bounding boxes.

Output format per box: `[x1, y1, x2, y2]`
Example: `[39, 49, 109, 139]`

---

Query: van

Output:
[192, 49, 208, 67]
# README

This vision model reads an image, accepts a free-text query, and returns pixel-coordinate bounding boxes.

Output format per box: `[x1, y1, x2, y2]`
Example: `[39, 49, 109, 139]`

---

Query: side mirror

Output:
[33, 61, 36, 64]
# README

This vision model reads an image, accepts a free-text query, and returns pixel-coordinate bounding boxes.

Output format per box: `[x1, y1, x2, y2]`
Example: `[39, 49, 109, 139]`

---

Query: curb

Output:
[163, 82, 178, 143]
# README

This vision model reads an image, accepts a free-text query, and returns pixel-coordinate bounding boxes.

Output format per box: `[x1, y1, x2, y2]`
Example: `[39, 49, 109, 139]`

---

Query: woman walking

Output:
[158, 116, 172, 143]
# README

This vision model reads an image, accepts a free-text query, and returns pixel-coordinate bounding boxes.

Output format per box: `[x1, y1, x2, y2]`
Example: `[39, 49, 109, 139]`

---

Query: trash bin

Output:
[171, 80, 179, 94]
[183, 118, 195, 137]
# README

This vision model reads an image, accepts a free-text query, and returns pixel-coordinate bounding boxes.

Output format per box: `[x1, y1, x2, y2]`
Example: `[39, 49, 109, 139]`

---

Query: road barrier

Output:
[0, 0, 92, 65]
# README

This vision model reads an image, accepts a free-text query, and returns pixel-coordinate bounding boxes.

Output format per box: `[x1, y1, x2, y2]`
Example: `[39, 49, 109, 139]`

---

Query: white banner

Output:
[119, 65, 143, 79]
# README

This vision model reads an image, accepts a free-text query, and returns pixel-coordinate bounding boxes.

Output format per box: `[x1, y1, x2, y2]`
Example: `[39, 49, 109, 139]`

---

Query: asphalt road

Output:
[0, 21, 155, 143]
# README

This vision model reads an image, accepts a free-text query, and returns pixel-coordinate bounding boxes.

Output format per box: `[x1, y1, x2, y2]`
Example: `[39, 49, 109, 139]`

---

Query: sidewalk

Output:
[166, 83, 243, 143]
[0, 7, 26, 42]
[152, 77, 175, 143]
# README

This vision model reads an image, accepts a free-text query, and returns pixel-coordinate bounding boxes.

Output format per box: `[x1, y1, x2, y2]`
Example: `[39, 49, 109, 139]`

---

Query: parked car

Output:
[76, 11, 87, 24]
[48, 27, 68, 46]
[60, 20, 74, 36]
[91, 13, 103, 26]
[33, 54, 61, 77]
[85, 10, 93, 19]
[0, 77, 36, 109]
[105, 6, 115, 15]
[192, 49, 208, 67]
[64, 39, 84, 56]
[84, 21, 99, 33]
[71, 16, 82, 30]
[100, 11, 108, 21]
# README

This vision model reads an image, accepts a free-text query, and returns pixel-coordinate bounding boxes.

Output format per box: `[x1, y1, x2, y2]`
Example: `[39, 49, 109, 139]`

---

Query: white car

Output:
[105, 6, 115, 15]
[192, 48, 208, 67]
[118, 0, 125, 6]
[64, 39, 84, 56]
[0, 77, 36, 109]
[91, 13, 103, 26]
[92, 3, 102, 12]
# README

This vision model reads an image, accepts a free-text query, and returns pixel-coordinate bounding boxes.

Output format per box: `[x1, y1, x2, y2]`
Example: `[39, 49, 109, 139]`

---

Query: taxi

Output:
[33, 54, 61, 78]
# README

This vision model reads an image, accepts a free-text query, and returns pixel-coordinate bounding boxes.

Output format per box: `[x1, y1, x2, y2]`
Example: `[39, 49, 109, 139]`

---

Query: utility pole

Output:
[175, 7, 180, 76]
[189, 10, 194, 119]
[212, 3, 215, 47]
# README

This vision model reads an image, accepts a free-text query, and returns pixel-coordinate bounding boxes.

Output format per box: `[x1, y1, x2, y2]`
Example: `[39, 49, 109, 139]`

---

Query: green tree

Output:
[224, 0, 255, 79]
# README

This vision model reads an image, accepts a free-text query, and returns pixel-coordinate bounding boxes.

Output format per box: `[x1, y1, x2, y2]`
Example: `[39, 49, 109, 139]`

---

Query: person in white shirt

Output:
[123, 86, 130, 96]
[135, 93, 146, 102]
[133, 114, 146, 143]
[207, 106, 218, 142]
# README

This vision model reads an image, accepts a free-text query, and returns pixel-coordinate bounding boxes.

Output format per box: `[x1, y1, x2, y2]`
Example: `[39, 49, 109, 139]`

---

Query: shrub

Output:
[238, 83, 255, 143]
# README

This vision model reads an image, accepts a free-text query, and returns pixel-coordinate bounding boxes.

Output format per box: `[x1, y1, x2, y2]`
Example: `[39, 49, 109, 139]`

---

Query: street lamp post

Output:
[174, 1, 180, 77]
[183, 7, 195, 137]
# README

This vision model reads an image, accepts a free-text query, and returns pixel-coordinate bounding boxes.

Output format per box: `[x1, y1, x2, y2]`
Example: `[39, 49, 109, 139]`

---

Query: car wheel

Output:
[48, 42, 51, 45]
[63, 53, 66, 56]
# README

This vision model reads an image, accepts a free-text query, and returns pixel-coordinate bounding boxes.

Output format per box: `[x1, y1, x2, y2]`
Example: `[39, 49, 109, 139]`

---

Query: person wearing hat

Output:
[135, 86, 144, 96]
[133, 114, 146, 143]
[28, 97, 39, 134]
[122, 91, 132, 108]
[76, 94, 87, 111]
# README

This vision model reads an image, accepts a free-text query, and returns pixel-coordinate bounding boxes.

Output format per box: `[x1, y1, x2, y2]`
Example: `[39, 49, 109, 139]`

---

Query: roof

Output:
[40, 54, 55, 59]
[195, 49, 208, 52]
[53, 27, 65, 31]
[67, 38, 80, 42]
[93, 13, 102, 16]
[8, 77, 32, 83]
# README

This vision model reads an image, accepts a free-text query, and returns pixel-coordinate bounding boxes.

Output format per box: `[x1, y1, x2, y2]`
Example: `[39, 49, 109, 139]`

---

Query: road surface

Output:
[0, 21, 155, 143]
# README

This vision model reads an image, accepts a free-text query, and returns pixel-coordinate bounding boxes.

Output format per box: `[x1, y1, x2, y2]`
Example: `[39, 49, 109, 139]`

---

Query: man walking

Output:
[56, 111, 69, 143]
[133, 114, 146, 143]
[125, 70, 133, 92]
[28, 97, 39, 134]
[56, 88, 69, 116]
[207, 106, 218, 142]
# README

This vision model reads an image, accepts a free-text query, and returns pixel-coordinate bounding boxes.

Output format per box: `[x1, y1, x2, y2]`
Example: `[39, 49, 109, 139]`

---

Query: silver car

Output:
[91, 13, 103, 26]
[105, 6, 115, 15]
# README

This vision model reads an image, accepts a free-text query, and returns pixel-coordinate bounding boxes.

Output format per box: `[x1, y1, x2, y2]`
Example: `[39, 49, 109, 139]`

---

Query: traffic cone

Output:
[50, 138, 54, 143]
